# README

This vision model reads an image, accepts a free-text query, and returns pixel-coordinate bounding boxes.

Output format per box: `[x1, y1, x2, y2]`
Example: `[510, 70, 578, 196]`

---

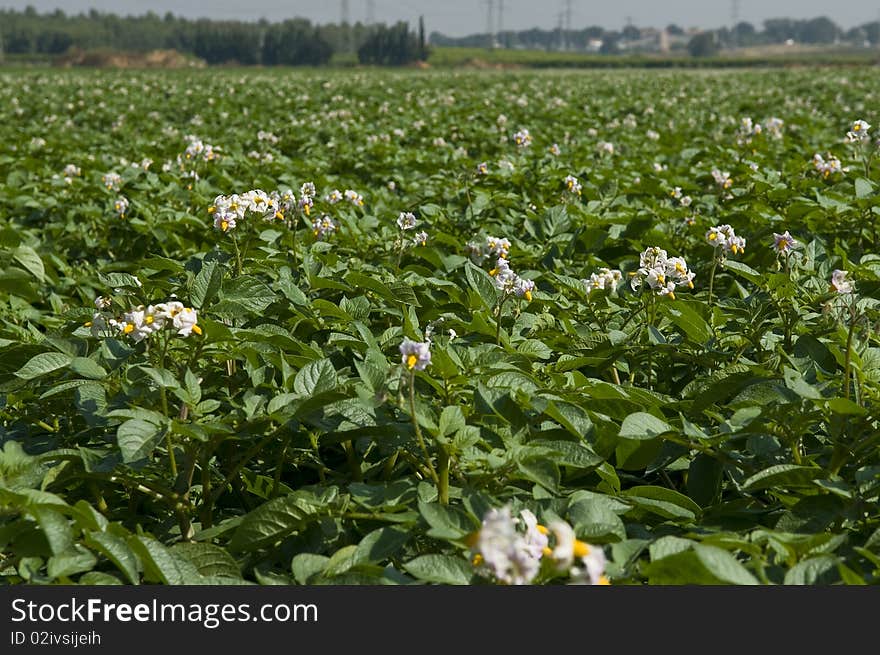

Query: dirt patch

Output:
[54, 49, 205, 69]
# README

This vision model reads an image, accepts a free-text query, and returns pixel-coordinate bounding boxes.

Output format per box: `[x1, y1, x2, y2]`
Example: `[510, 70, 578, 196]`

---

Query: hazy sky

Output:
[1, 1, 872, 36]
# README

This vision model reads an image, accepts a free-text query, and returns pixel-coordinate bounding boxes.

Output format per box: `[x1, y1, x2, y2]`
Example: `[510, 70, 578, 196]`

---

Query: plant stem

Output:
[409, 371, 439, 486]
[646, 295, 656, 390]
[495, 294, 509, 345]
[231, 234, 243, 276]
[437, 445, 450, 505]
[708, 257, 718, 310]
[843, 313, 856, 401]
[272, 433, 292, 497]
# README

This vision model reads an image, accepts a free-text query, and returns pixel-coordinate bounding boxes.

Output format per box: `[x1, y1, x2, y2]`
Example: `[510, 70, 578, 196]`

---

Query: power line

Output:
[497, 0, 504, 46]
[485, 0, 496, 48]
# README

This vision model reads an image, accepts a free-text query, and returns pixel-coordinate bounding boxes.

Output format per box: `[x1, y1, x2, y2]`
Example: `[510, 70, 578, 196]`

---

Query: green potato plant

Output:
[1, 68, 879, 585]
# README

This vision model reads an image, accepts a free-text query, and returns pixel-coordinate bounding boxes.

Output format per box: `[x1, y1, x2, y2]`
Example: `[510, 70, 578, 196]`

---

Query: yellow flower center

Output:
[524, 290, 532, 302]
[406, 354, 418, 369]
[192, 325, 203, 335]
[573, 540, 590, 558]
[221, 220, 229, 232]
[145, 315, 154, 325]
[123, 323, 134, 334]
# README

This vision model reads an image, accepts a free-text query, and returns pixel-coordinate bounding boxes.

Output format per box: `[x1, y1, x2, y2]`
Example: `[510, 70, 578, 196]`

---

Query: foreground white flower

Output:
[847, 119, 871, 143]
[473, 507, 542, 586]
[399, 338, 431, 371]
[773, 231, 798, 254]
[830, 269, 853, 294]
[397, 212, 417, 230]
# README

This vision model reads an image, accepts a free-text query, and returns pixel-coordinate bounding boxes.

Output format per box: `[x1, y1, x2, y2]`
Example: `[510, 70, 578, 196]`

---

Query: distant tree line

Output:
[0, 6, 429, 66]
[431, 15, 880, 54]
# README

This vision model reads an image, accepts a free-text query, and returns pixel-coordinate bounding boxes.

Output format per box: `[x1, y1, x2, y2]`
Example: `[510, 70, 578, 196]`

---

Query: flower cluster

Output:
[88, 300, 201, 343]
[471, 507, 608, 586]
[737, 116, 763, 144]
[764, 117, 785, 139]
[399, 337, 431, 371]
[597, 141, 614, 155]
[311, 215, 338, 240]
[299, 182, 316, 215]
[209, 188, 296, 233]
[669, 186, 692, 207]
[583, 267, 622, 292]
[102, 172, 122, 191]
[113, 196, 129, 218]
[812, 153, 843, 178]
[344, 189, 365, 207]
[711, 169, 733, 190]
[412, 230, 428, 247]
[476, 161, 489, 175]
[182, 134, 219, 162]
[706, 224, 746, 256]
[513, 128, 532, 148]
[631, 247, 695, 299]
[62, 164, 81, 184]
[490, 258, 535, 301]
[468, 235, 511, 264]
[846, 119, 871, 143]
[564, 174, 582, 195]
[325, 189, 343, 204]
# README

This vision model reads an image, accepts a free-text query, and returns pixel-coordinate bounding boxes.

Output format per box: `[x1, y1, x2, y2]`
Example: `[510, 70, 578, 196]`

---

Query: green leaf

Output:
[31, 506, 73, 556]
[784, 555, 839, 585]
[687, 454, 723, 507]
[47, 545, 98, 579]
[15, 352, 71, 380]
[353, 527, 411, 564]
[418, 501, 476, 539]
[292, 553, 329, 584]
[172, 542, 241, 579]
[722, 260, 762, 286]
[68, 357, 107, 380]
[404, 555, 472, 585]
[128, 535, 201, 585]
[646, 545, 758, 585]
[191, 259, 223, 309]
[229, 491, 329, 552]
[855, 177, 874, 199]
[216, 275, 276, 315]
[13, 245, 45, 282]
[84, 531, 140, 584]
[742, 464, 821, 491]
[438, 406, 466, 438]
[619, 412, 672, 439]
[622, 485, 702, 522]
[117, 419, 165, 464]
[293, 358, 337, 396]
[660, 301, 711, 343]
[464, 262, 498, 308]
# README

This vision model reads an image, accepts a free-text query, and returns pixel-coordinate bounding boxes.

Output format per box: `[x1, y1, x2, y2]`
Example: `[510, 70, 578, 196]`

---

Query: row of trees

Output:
[431, 16, 880, 54]
[0, 7, 428, 66]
